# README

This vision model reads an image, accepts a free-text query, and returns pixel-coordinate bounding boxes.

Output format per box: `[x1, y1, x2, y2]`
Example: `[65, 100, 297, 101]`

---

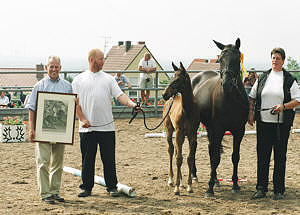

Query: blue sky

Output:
[0, 0, 299, 70]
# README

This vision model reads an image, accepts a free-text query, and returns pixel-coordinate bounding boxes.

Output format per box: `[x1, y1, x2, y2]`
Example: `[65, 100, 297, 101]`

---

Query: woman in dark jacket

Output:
[248, 48, 300, 200]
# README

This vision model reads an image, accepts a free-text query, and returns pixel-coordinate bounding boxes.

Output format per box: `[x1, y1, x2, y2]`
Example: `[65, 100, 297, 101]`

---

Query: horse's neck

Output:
[181, 84, 194, 116]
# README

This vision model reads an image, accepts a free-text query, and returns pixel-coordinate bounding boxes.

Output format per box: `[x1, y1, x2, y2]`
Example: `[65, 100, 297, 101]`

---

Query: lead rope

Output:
[129, 96, 175, 131]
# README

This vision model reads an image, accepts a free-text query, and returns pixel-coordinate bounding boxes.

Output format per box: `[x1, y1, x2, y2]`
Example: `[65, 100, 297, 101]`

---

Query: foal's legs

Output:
[231, 128, 245, 193]
[165, 119, 174, 187]
[174, 129, 185, 195]
[186, 133, 197, 193]
[205, 127, 224, 197]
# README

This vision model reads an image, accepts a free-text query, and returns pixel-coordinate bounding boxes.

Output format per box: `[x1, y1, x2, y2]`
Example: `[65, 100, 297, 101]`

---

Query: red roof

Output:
[0, 67, 41, 87]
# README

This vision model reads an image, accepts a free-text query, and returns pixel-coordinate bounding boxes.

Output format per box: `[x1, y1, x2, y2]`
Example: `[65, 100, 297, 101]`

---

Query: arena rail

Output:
[1, 70, 300, 120]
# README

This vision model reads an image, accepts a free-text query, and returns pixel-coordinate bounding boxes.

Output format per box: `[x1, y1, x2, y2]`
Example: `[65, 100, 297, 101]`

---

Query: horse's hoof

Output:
[187, 185, 193, 193]
[168, 178, 174, 187]
[192, 177, 198, 182]
[174, 187, 180, 195]
[232, 189, 240, 194]
[204, 191, 214, 198]
[180, 184, 185, 188]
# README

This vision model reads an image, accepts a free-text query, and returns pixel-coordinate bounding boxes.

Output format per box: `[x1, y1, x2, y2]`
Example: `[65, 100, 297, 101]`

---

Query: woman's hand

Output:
[272, 104, 284, 113]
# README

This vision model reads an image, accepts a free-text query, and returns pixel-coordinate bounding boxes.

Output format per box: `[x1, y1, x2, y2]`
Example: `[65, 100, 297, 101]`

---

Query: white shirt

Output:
[0, 96, 9, 105]
[249, 70, 300, 123]
[72, 70, 124, 132]
[138, 58, 156, 79]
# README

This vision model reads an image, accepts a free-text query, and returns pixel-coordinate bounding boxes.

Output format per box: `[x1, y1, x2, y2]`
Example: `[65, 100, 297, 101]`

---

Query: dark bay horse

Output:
[162, 62, 200, 195]
[192, 38, 249, 197]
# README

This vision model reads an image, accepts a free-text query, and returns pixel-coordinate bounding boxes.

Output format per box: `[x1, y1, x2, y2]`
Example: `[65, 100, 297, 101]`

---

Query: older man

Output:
[72, 49, 140, 197]
[26, 56, 72, 204]
[138, 53, 156, 106]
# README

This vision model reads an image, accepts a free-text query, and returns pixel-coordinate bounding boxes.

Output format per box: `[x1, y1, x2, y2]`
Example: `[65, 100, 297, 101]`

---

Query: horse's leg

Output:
[191, 140, 198, 182]
[205, 127, 224, 197]
[174, 129, 184, 195]
[186, 132, 197, 193]
[166, 122, 175, 187]
[231, 127, 245, 193]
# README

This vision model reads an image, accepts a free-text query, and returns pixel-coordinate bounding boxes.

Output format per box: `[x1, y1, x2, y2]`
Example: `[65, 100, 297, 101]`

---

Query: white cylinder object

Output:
[63, 166, 136, 197]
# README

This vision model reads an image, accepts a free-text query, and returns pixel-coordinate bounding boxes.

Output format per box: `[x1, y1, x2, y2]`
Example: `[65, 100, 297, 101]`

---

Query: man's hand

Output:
[118, 81, 123, 86]
[30, 129, 35, 143]
[81, 119, 91, 128]
[248, 112, 255, 126]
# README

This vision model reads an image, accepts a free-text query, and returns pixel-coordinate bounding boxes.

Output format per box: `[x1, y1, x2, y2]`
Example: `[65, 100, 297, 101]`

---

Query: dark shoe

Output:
[78, 190, 91, 197]
[273, 193, 284, 200]
[252, 190, 266, 199]
[42, 196, 55, 204]
[52, 194, 65, 202]
[108, 189, 119, 197]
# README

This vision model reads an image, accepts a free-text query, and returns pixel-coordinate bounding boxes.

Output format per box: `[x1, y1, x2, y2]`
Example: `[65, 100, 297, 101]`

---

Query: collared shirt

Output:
[114, 74, 129, 88]
[25, 75, 73, 111]
[0, 96, 9, 105]
[138, 58, 156, 79]
[72, 70, 123, 132]
[249, 70, 300, 123]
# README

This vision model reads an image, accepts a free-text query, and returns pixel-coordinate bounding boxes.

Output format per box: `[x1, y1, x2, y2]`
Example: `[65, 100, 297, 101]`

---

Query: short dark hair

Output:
[271, 48, 285, 60]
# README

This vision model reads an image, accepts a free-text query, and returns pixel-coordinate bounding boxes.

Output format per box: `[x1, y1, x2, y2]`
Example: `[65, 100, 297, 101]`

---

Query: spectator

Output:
[138, 53, 156, 106]
[0, 91, 9, 106]
[113, 72, 132, 106]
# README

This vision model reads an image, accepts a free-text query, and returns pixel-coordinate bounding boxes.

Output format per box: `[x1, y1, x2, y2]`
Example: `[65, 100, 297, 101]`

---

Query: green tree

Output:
[287, 56, 300, 82]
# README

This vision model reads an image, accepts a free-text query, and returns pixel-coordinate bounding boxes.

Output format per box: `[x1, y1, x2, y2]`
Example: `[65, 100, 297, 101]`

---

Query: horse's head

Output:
[162, 62, 190, 101]
[214, 38, 241, 93]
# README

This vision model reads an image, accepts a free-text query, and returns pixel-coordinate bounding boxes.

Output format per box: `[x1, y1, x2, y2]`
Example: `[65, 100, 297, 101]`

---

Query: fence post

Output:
[154, 71, 158, 117]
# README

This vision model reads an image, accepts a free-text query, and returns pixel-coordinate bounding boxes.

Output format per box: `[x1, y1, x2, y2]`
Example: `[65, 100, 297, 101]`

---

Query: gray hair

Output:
[47, 55, 61, 65]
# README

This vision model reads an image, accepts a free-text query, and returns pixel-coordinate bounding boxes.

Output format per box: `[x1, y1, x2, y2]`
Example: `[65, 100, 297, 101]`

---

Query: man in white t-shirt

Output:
[138, 53, 156, 106]
[0, 91, 9, 106]
[72, 49, 140, 198]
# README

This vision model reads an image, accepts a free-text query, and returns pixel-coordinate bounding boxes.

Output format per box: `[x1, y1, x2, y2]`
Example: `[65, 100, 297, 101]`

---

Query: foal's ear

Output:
[172, 62, 179, 71]
[235, 38, 241, 49]
[213, 40, 225, 50]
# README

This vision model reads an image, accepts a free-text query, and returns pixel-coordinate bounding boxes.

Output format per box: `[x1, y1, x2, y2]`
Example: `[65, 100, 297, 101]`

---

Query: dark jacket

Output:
[255, 68, 296, 126]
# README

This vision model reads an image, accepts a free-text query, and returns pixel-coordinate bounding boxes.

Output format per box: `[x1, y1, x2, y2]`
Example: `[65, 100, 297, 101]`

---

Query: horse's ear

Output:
[172, 62, 179, 71]
[235, 38, 241, 49]
[213, 40, 225, 50]
[179, 62, 186, 71]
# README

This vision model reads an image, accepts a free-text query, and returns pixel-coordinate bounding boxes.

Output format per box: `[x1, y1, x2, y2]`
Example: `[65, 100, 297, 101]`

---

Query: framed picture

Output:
[34, 91, 77, 145]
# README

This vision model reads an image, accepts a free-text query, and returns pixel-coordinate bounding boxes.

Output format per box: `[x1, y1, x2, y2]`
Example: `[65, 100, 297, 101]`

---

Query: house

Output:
[0, 67, 43, 88]
[103, 41, 167, 98]
[187, 57, 220, 78]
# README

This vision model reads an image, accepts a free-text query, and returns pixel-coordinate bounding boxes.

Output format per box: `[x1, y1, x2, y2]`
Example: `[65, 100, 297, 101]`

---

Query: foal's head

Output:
[162, 62, 191, 101]
[214, 38, 241, 93]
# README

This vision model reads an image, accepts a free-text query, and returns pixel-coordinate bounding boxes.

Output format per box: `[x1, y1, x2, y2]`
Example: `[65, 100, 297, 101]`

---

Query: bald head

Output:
[88, 49, 105, 73]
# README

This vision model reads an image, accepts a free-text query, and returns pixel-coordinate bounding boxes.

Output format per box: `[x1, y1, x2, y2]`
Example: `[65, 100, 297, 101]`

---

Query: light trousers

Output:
[35, 142, 65, 199]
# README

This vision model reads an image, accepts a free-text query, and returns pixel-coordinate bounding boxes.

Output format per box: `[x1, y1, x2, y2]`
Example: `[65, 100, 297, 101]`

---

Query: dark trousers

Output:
[256, 121, 290, 194]
[79, 131, 118, 192]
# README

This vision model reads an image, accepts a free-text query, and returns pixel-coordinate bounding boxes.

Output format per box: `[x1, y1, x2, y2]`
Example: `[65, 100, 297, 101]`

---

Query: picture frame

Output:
[34, 91, 77, 145]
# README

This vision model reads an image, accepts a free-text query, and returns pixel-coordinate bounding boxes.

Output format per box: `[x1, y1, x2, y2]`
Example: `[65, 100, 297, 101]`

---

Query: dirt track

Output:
[1, 116, 300, 215]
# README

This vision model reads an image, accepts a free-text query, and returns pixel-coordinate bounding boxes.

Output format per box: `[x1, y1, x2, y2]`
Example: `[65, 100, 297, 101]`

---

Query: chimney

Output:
[36, 63, 44, 81]
[125, 41, 131, 52]
[137, 41, 145, 45]
[118, 41, 124, 46]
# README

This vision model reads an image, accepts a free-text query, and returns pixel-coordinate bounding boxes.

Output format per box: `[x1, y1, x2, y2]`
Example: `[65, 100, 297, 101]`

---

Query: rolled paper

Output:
[63, 166, 136, 197]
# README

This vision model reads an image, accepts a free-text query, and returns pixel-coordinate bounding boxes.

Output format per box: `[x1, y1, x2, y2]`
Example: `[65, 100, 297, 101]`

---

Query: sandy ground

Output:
[1, 116, 300, 215]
